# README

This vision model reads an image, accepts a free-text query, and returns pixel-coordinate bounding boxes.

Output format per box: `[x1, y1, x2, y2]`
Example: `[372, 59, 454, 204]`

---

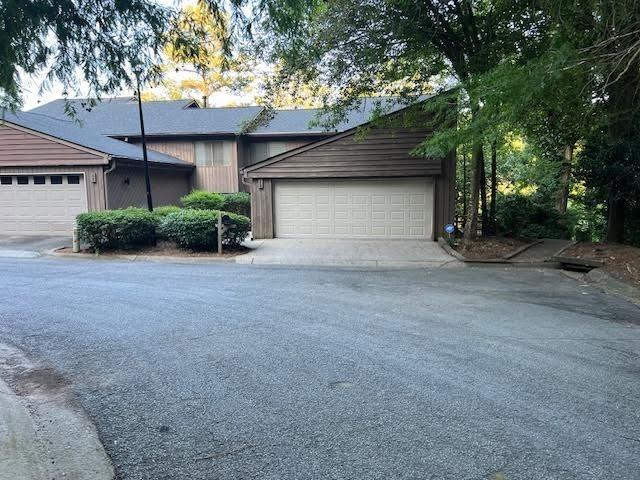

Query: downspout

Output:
[103, 158, 116, 210]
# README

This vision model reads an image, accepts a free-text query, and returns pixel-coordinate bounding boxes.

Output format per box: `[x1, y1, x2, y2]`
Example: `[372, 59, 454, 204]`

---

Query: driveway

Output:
[0, 258, 639, 479]
[0, 235, 70, 258]
[239, 238, 456, 267]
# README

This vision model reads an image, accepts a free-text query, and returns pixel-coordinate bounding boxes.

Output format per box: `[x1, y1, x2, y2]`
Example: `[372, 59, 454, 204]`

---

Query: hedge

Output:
[158, 209, 250, 251]
[181, 190, 251, 216]
[76, 208, 159, 251]
[181, 190, 225, 210]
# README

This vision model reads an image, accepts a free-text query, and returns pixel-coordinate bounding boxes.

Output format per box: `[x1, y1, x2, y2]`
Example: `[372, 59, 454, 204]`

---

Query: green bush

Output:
[181, 190, 225, 210]
[222, 192, 251, 217]
[495, 192, 568, 239]
[159, 209, 251, 251]
[153, 205, 181, 218]
[77, 208, 158, 251]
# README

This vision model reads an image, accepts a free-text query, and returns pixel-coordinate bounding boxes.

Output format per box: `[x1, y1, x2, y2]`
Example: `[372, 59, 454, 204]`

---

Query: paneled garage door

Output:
[0, 174, 87, 235]
[274, 178, 433, 239]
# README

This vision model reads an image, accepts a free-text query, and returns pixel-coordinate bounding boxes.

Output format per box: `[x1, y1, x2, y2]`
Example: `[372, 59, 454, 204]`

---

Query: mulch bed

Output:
[562, 242, 640, 286]
[452, 236, 529, 260]
[57, 240, 249, 258]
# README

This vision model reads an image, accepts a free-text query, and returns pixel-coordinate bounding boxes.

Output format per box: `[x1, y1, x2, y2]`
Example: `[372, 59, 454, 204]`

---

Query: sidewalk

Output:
[0, 343, 114, 480]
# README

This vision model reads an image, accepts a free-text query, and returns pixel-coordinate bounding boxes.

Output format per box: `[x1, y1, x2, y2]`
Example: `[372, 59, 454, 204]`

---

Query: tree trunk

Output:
[463, 141, 483, 246]
[479, 146, 488, 235]
[555, 144, 573, 215]
[462, 154, 468, 226]
[489, 140, 497, 235]
[606, 193, 626, 243]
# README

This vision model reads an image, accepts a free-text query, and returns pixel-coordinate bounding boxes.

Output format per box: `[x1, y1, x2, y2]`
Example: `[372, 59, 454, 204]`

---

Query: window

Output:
[194, 141, 233, 167]
[0, 176, 11, 185]
[67, 175, 80, 184]
[249, 142, 298, 163]
[33, 176, 46, 185]
[50, 175, 63, 184]
[17, 176, 28, 185]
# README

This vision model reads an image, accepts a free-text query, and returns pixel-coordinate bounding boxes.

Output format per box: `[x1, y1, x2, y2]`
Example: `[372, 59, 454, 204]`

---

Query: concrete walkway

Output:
[510, 238, 572, 263]
[237, 238, 458, 268]
[0, 235, 70, 258]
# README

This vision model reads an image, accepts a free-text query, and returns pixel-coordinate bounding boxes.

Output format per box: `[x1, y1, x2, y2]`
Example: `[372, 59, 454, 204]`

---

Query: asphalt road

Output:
[0, 257, 639, 480]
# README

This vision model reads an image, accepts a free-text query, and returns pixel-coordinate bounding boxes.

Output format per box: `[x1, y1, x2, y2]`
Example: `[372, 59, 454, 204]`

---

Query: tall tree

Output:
[249, 0, 547, 243]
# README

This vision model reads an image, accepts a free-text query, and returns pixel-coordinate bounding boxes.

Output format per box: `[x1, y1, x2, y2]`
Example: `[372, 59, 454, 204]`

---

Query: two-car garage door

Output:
[0, 174, 87, 235]
[274, 178, 434, 239]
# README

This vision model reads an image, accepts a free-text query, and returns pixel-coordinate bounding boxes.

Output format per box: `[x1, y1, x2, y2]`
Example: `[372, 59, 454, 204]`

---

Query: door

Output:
[0, 173, 87, 235]
[274, 178, 433, 239]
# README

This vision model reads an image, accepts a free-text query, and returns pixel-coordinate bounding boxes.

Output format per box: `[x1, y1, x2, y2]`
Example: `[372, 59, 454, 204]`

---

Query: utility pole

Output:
[135, 73, 153, 212]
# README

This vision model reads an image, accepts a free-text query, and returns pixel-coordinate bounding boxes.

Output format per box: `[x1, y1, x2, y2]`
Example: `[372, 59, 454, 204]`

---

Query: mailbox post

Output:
[217, 213, 235, 254]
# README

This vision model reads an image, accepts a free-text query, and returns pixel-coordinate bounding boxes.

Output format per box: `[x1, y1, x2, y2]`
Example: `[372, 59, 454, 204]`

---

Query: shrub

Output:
[222, 192, 251, 217]
[77, 208, 158, 251]
[181, 190, 224, 210]
[153, 205, 181, 218]
[495, 192, 568, 239]
[159, 209, 251, 251]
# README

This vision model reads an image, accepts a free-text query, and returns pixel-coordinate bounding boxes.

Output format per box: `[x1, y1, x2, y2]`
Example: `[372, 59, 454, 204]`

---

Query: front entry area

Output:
[0, 174, 87, 235]
[273, 178, 434, 240]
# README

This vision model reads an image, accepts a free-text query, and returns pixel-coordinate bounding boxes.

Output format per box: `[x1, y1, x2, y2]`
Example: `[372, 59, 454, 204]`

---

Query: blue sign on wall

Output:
[444, 224, 455, 234]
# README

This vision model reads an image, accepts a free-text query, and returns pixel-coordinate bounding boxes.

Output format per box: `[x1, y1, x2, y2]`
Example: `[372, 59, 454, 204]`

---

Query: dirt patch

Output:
[453, 237, 529, 260]
[563, 242, 640, 286]
[58, 240, 248, 258]
[12, 367, 71, 396]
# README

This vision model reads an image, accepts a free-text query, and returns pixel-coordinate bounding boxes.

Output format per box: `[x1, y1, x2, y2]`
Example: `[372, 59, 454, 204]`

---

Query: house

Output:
[0, 96, 454, 239]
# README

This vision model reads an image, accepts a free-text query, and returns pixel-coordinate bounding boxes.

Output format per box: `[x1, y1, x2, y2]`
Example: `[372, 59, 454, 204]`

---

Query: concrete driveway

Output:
[238, 238, 456, 267]
[0, 258, 639, 479]
[0, 235, 70, 258]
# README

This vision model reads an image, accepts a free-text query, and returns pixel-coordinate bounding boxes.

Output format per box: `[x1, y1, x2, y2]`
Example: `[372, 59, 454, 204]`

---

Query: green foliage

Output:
[0, 0, 176, 109]
[153, 205, 181, 218]
[76, 208, 158, 251]
[221, 192, 251, 216]
[181, 190, 225, 210]
[159, 209, 250, 251]
[494, 193, 568, 239]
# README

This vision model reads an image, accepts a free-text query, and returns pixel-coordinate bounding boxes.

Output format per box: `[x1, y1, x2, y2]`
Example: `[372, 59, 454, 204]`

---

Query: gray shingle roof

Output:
[251, 97, 412, 135]
[1, 111, 191, 166]
[29, 98, 262, 136]
[29, 96, 420, 137]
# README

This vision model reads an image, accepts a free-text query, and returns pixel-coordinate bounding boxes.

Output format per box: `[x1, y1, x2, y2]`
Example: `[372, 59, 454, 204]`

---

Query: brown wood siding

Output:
[0, 165, 106, 211]
[433, 151, 457, 239]
[249, 179, 273, 239]
[133, 138, 238, 193]
[246, 128, 440, 179]
[106, 165, 191, 209]
[0, 124, 106, 166]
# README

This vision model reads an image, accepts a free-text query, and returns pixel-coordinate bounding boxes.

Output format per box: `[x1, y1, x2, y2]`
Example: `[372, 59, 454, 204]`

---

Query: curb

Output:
[586, 268, 640, 307]
[437, 237, 556, 267]
[47, 248, 244, 264]
[0, 343, 115, 480]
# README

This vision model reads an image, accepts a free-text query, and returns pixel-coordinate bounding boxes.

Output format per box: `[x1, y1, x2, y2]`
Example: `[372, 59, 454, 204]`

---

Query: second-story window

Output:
[194, 141, 233, 167]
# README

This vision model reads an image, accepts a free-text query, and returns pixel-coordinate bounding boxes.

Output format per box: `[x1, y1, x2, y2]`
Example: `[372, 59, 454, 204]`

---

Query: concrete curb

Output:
[47, 248, 243, 264]
[586, 268, 640, 307]
[437, 237, 555, 267]
[0, 343, 115, 480]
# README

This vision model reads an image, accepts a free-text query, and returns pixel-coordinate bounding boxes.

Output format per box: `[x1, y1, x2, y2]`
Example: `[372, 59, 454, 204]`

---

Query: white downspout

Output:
[103, 158, 116, 210]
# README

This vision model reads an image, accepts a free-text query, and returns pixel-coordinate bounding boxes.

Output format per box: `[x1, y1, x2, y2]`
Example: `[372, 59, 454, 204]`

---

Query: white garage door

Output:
[274, 178, 433, 239]
[0, 174, 87, 235]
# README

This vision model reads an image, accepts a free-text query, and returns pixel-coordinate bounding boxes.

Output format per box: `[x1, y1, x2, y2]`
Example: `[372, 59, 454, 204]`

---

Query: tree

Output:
[162, 0, 253, 107]
[249, 0, 548, 243]
[0, 0, 177, 110]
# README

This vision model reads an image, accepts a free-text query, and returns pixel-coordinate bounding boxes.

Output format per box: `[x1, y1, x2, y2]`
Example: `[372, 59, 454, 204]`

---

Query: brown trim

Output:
[0, 120, 110, 162]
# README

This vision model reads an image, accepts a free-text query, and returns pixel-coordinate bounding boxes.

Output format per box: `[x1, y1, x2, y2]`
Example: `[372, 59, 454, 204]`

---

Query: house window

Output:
[17, 176, 29, 185]
[194, 141, 233, 167]
[0, 176, 12, 185]
[50, 175, 63, 184]
[33, 176, 46, 184]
